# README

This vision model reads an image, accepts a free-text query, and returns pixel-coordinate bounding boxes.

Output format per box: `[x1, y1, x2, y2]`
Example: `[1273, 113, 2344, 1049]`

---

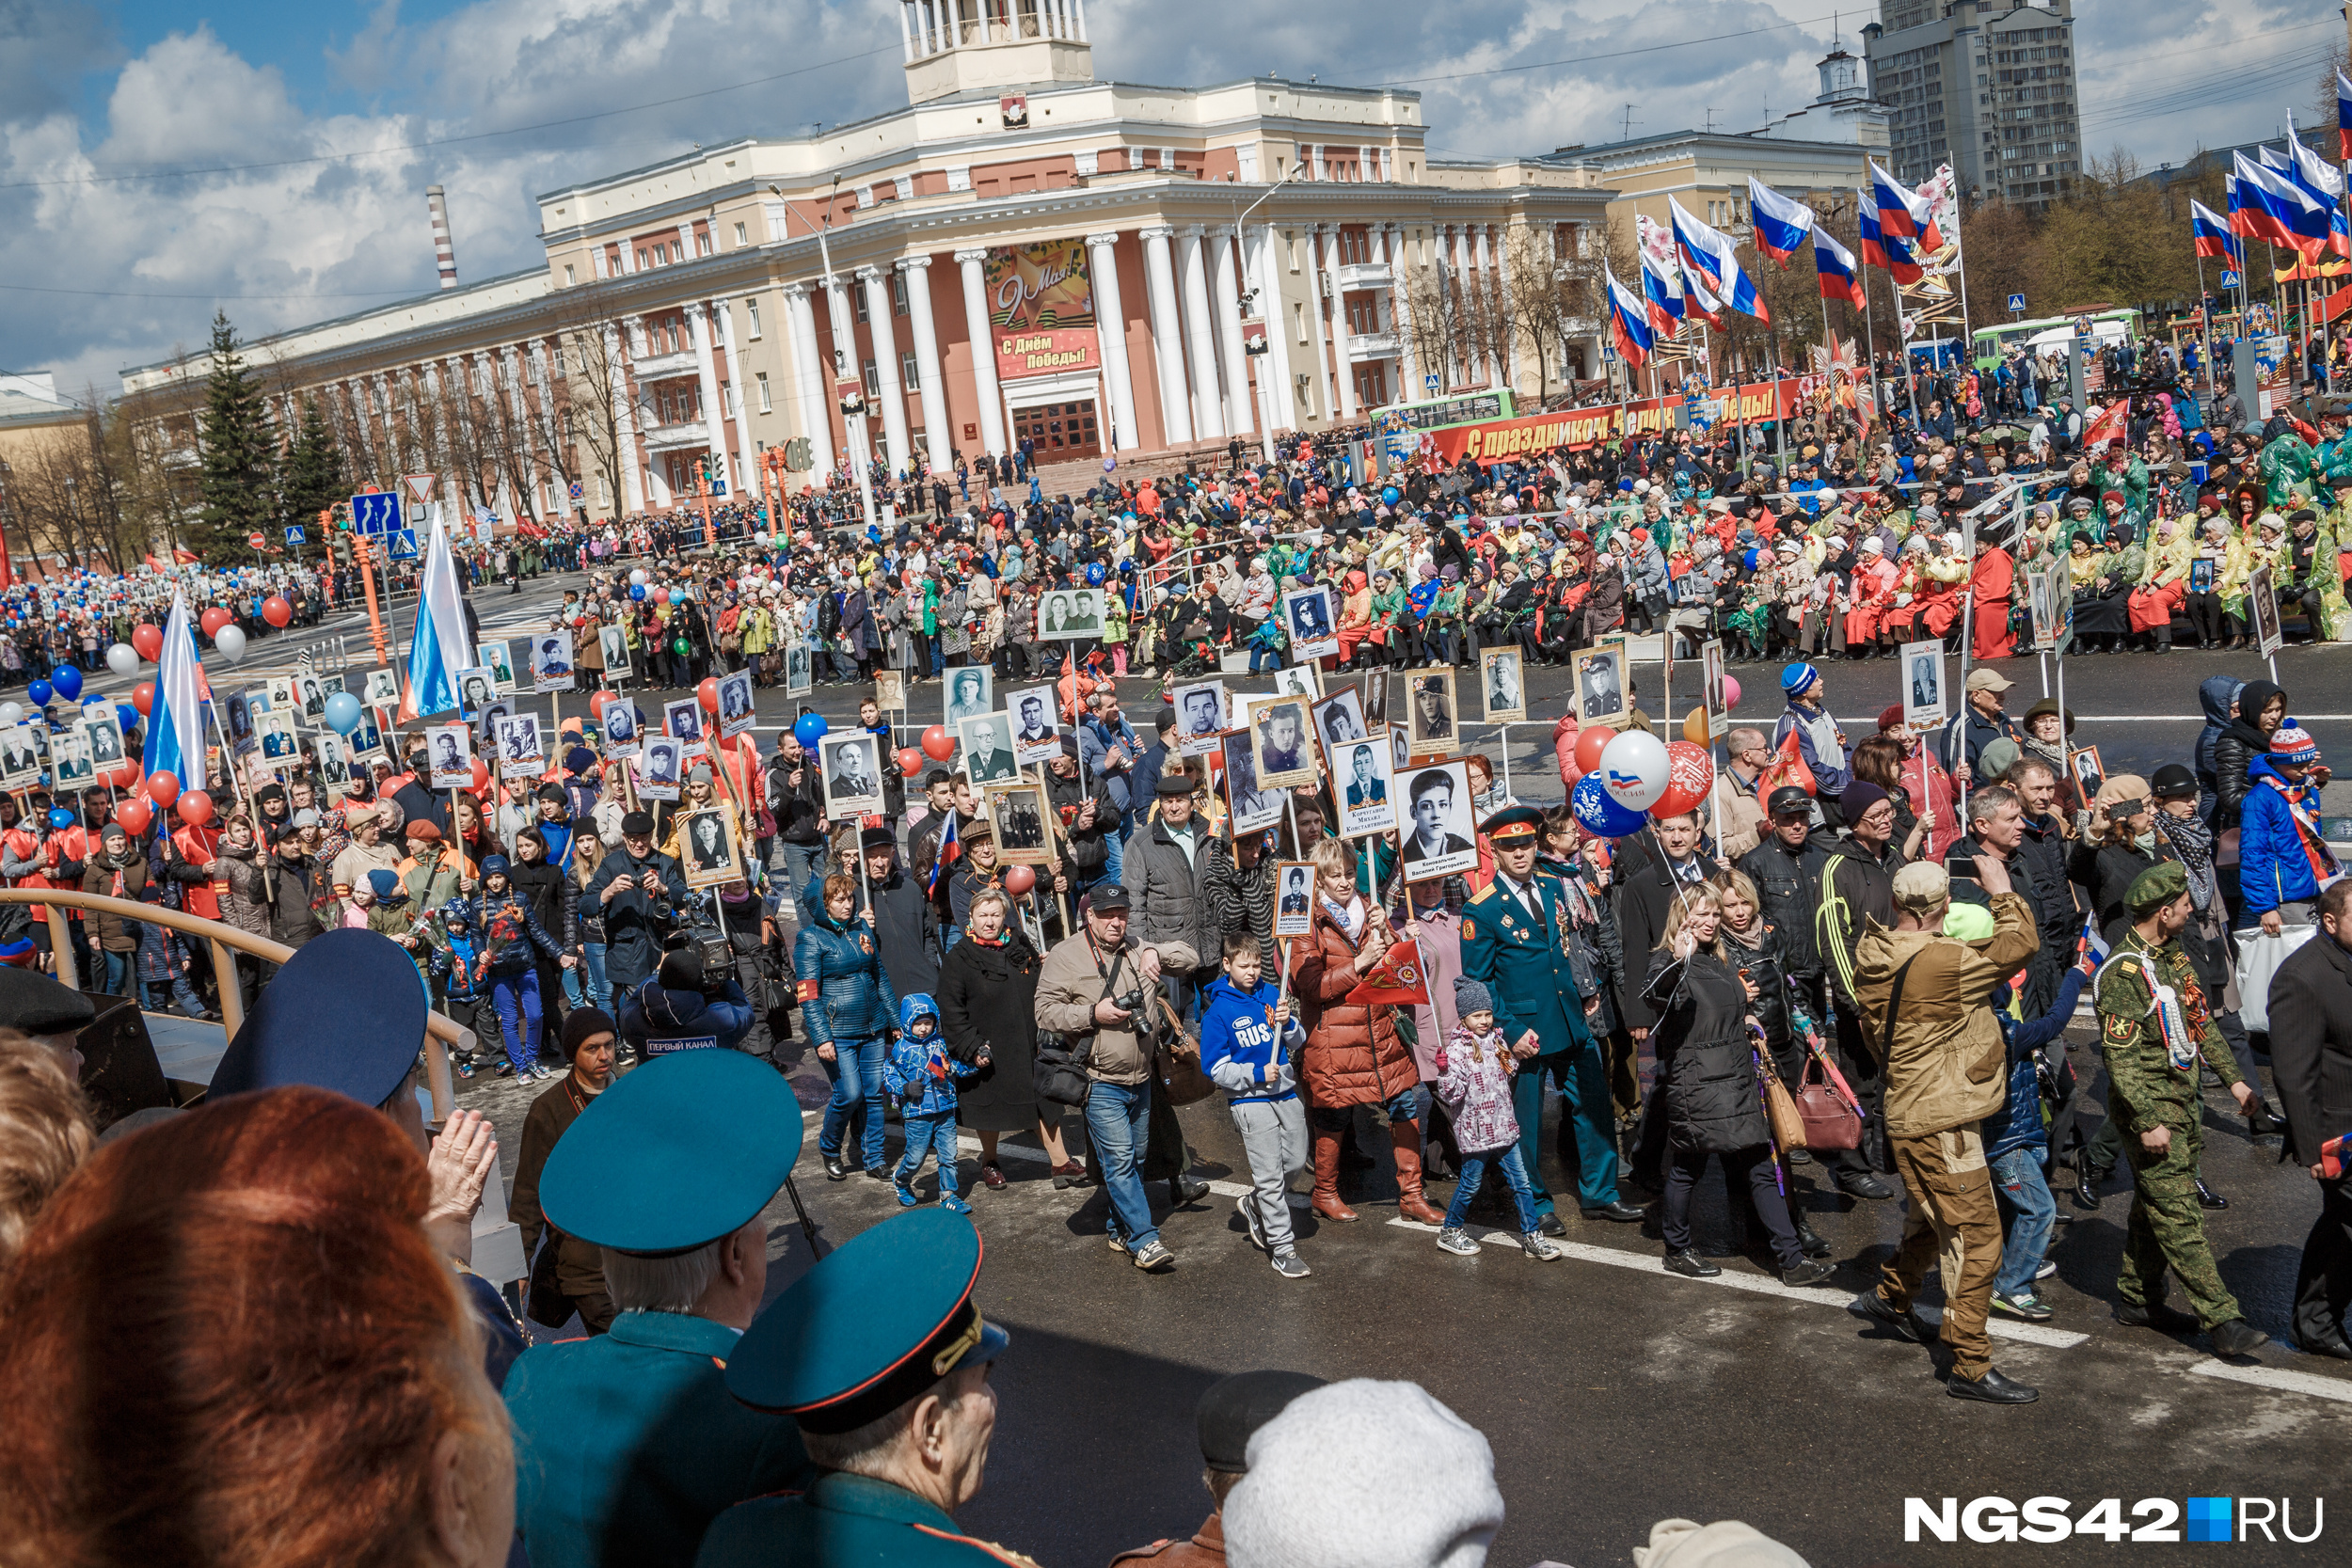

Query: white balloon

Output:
[1597, 729, 1669, 812]
[0, 702, 20, 725]
[629, 568, 647, 586]
[214, 626, 247, 664]
[105, 643, 139, 677]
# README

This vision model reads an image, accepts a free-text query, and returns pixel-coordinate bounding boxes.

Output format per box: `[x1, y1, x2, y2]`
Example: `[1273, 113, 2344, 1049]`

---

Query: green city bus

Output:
[1972, 307, 2142, 372]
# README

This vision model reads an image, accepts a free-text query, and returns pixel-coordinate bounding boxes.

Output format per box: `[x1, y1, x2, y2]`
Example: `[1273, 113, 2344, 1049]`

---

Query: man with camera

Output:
[620, 942, 756, 1057]
[579, 810, 691, 1020]
[1035, 884, 1194, 1273]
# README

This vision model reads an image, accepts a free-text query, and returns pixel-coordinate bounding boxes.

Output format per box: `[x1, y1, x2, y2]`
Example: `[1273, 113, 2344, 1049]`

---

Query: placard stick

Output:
[1030, 758, 1074, 935]
[1276, 791, 1301, 1012]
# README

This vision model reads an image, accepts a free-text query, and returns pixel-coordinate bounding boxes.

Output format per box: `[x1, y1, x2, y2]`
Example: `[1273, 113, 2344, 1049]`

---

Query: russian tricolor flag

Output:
[1605, 265, 1654, 370]
[2233, 151, 2330, 246]
[398, 503, 475, 721]
[1638, 246, 1685, 338]
[1670, 195, 1769, 323]
[2190, 199, 2241, 263]
[1746, 178, 1814, 267]
[140, 595, 209, 791]
[1869, 161, 1931, 245]
[2339, 70, 2352, 161]
[1857, 198, 1923, 284]
[2287, 135, 2347, 256]
[1813, 227, 1865, 309]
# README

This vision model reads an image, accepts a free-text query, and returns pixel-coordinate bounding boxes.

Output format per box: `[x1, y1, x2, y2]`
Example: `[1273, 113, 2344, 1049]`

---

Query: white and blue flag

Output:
[399, 502, 474, 722]
[140, 595, 209, 786]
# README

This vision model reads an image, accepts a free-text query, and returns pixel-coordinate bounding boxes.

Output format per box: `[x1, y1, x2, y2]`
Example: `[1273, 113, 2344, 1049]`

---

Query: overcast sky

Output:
[1, 0, 2338, 404]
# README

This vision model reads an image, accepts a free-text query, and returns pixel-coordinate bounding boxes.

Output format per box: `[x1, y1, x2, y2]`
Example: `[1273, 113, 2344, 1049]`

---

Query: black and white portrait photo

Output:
[1274, 863, 1314, 938]
[600, 696, 642, 757]
[1279, 585, 1340, 661]
[1574, 643, 1625, 728]
[495, 713, 547, 776]
[81, 714, 123, 768]
[872, 668, 905, 715]
[1337, 734, 1398, 838]
[818, 731, 887, 818]
[677, 807, 742, 889]
[1268, 663, 1319, 701]
[427, 723, 473, 789]
[1901, 639, 1946, 730]
[1406, 670, 1455, 756]
[297, 673, 327, 722]
[532, 630, 576, 692]
[477, 642, 516, 695]
[1700, 639, 1728, 742]
[945, 667, 994, 728]
[638, 737, 683, 800]
[1480, 646, 1526, 725]
[264, 676, 294, 716]
[1009, 685, 1059, 767]
[0, 724, 41, 788]
[1312, 687, 1367, 748]
[959, 713, 1018, 786]
[1174, 680, 1228, 759]
[663, 697, 706, 751]
[1038, 587, 1105, 641]
[2249, 563, 2284, 655]
[361, 668, 400, 708]
[599, 625, 632, 680]
[785, 640, 814, 697]
[475, 699, 511, 749]
[1400, 761, 1478, 881]
[716, 669, 756, 738]
[50, 736, 93, 791]
[1222, 728, 1285, 835]
[313, 733, 350, 787]
[987, 783, 1052, 864]
[226, 690, 254, 745]
[456, 667, 497, 720]
[1252, 699, 1316, 789]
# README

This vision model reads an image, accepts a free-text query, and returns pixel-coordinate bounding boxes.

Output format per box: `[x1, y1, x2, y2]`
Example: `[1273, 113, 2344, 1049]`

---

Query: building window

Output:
[745, 298, 761, 339]
[855, 288, 869, 323]
[890, 271, 910, 314]
[862, 358, 880, 399]
[696, 230, 712, 257]
[637, 248, 651, 270]
[733, 221, 748, 246]
[901, 350, 921, 390]
[563, 263, 576, 286]
[1293, 301, 1307, 342]
[755, 372, 772, 412]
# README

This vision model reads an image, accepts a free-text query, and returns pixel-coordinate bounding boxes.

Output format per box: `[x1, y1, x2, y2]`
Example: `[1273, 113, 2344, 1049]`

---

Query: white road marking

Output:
[2189, 1359, 2352, 1404]
[1386, 1217, 2090, 1347]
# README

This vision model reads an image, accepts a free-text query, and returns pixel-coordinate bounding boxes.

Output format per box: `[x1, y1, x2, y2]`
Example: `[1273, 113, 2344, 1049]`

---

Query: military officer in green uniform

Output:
[503, 1049, 813, 1568]
[2092, 863, 2270, 1359]
[696, 1209, 1039, 1568]
[1457, 805, 1645, 1231]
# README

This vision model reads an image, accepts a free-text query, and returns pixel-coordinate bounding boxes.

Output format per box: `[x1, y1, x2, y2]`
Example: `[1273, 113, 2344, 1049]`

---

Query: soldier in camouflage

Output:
[2092, 862, 2269, 1359]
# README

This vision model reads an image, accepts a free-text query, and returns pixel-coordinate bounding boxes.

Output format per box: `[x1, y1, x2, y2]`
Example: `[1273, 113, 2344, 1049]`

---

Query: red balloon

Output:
[145, 770, 181, 808]
[132, 681, 155, 716]
[896, 746, 925, 777]
[920, 724, 956, 762]
[199, 608, 232, 638]
[103, 760, 141, 790]
[115, 798, 152, 836]
[653, 587, 672, 606]
[469, 759, 491, 793]
[175, 790, 215, 827]
[1653, 741, 1716, 820]
[261, 595, 293, 628]
[697, 677, 720, 713]
[131, 625, 163, 661]
[1002, 864, 1038, 895]
[1574, 725, 1613, 775]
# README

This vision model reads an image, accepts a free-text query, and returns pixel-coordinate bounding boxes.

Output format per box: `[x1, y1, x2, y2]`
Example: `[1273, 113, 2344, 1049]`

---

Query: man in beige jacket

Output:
[1846, 855, 2042, 1404]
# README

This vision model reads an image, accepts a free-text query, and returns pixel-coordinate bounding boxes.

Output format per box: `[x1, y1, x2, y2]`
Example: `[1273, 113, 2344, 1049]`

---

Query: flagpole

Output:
[2195, 245, 2215, 390]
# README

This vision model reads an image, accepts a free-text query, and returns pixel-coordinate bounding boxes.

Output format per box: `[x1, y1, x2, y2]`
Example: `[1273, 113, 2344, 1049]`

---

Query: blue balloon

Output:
[49, 666, 82, 701]
[45, 807, 72, 831]
[324, 691, 363, 735]
[26, 680, 50, 706]
[1571, 773, 1646, 838]
[116, 704, 137, 735]
[629, 584, 647, 601]
[793, 713, 829, 747]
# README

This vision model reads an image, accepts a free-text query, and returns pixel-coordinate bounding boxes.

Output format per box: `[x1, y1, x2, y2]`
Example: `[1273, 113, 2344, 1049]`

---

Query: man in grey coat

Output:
[1122, 774, 1236, 1015]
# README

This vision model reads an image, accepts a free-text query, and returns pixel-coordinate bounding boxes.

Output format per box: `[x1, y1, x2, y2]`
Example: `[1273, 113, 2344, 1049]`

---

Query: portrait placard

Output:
[818, 731, 888, 818]
[637, 736, 683, 800]
[1480, 646, 1526, 725]
[1398, 760, 1478, 883]
[958, 712, 1019, 786]
[1273, 862, 1316, 938]
[1036, 587, 1104, 641]
[1173, 680, 1229, 758]
[493, 713, 547, 777]
[986, 782, 1054, 865]
[677, 806, 744, 889]
[1279, 585, 1339, 661]
[1250, 697, 1318, 790]
[1403, 669, 1457, 758]
[530, 630, 577, 693]
[715, 669, 756, 738]
[1222, 727, 1285, 836]
[1900, 639, 1947, 732]
[1572, 638, 1629, 730]
[426, 724, 474, 789]
[1006, 685, 1061, 766]
[1334, 728, 1398, 839]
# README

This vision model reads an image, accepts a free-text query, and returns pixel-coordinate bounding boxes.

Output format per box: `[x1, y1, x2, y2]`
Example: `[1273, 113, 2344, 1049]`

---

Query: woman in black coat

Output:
[1712, 867, 1830, 1261]
[1640, 885, 1831, 1288]
[936, 885, 1073, 1190]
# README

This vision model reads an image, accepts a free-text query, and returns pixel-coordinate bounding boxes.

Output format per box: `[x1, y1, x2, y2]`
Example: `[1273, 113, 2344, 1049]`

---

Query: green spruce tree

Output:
[275, 395, 347, 562]
[191, 310, 275, 564]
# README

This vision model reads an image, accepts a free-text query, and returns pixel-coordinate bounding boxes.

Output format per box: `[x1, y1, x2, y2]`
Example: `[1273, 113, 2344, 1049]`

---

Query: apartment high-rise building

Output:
[1862, 0, 2081, 211]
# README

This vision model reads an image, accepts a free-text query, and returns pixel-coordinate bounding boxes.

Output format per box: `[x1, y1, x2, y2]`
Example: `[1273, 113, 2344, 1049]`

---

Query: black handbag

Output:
[1032, 1030, 1092, 1107]
[524, 1232, 570, 1327]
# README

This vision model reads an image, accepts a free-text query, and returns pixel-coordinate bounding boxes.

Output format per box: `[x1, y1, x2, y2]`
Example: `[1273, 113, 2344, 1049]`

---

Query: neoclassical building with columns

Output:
[122, 1, 1613, 520]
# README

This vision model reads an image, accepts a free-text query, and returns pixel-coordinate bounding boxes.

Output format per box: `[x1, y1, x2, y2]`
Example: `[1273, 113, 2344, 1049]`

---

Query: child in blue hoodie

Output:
[1198, 932, 1311, 1280]
[883, 993, 973, 1215]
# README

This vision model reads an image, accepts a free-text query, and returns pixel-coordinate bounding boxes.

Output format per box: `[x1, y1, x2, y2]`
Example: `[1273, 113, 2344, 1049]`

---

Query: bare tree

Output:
[1501, 220, 1601, 404]
[555, 292, 632, 515]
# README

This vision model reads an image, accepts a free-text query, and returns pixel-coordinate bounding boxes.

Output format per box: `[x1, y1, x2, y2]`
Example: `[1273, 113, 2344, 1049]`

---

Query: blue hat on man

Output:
[208, 928, 427, 1109]
[540, 1050, 804, 1255]
[1781, 661, 1821, 698]
[725, 1209, 1008, 1434]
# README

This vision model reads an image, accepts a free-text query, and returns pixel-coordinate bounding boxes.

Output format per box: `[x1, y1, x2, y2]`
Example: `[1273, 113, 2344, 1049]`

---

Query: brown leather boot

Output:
[1311, 1129, 1359, 1222]
[1391, 1120, 1445, 1225]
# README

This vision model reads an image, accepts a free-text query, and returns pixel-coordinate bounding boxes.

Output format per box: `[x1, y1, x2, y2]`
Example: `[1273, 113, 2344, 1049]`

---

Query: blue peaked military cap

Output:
[539, 1049, 805, 1254]
[208, 927, 428, 1109]
[725, 1209, 1009, 1434]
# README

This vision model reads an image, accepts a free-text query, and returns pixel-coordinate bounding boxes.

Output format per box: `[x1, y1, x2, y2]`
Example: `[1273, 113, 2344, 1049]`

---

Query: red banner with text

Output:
[1424, 377, 1829, 465]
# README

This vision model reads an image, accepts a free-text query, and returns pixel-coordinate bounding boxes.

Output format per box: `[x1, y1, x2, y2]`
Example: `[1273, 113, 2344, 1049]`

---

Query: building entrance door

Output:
[1009, 399, 1101, 461]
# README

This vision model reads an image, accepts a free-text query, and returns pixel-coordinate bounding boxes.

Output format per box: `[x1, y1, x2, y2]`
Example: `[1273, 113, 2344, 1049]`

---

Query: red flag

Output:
[1757, 728, 1816, 799]
[1345, 934, 1430, 1006]
[2081, 401, 2128, 451]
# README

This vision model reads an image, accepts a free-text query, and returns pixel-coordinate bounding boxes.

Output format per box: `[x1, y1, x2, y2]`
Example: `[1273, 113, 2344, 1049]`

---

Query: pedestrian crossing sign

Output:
[388, 529, 419, 560]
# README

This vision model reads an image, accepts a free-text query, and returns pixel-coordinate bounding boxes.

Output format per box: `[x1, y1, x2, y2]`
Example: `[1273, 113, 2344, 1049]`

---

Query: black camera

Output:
[1108, 989, 1147, 1015]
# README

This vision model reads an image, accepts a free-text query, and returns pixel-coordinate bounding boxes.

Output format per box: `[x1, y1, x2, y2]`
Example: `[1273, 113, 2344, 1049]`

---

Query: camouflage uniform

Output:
[2093, 928, 2245, 1329]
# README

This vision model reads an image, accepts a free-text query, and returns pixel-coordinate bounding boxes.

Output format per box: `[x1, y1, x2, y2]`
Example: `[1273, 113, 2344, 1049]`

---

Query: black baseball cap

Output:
[1767, 785, 1812, 818]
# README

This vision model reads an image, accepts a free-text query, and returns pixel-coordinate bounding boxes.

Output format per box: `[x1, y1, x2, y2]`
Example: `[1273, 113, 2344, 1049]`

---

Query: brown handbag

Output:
[1152, 993, 1219, 1106]
[1757, 1052, 1809, 1149]
[1794, 1053, 1863, 1149]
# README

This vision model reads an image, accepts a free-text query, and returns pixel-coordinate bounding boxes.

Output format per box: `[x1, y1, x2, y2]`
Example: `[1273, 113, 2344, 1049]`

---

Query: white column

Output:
[1176, 227, 1225, 440]
[1139, 225, 1193, 445]
[1319, 227, 1359, 420]
[1475, 224, 1502, 388]
[1073, 0, 1087, 40]
[956, 248, 1009, 458]
[1254, 225, 1296, 430]
[1300, 227, 1334, 424]
[1209, 226, 1256, 437]
[825, 276, 875, 482]
[715, 301, 759, 491]
[857, 265, 912, 474]
[1380, 224, 1413, 401]
[782, 284, 835, 478]
[898, 0, 915, 59]
[899, 257, 950, 469]
[686, 300, 729, 491]
[1085, 231, 1141, 451]
[605, 324, 644, 510]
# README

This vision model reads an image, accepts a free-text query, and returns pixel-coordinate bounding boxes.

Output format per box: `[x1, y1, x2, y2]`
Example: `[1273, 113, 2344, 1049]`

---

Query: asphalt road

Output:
[310, 570, 2352, 1566]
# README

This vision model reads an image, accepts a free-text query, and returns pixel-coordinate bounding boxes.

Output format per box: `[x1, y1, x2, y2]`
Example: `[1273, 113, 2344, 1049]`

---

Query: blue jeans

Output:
[489, 966, 545, 1071]
[97, 949, 130, 997]
[564, 942, 608, 1008]
[778, 841, 827, 918]
[1248, 645, 1281, 673]
[1991, 1145, 2058, 1296]
[896, 1110, 961, 1196]
[1444, 1145, 1540, 1231]
[1085, 1079, 1158, 1250]
[819, 1036, 890, 1170]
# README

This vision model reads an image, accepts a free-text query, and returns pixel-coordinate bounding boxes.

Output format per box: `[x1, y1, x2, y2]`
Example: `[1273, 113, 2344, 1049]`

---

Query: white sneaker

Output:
[2034, 1259, 2058, 1281]
[1436, 1227, 1481, 1257]
[1520, 1230, 1563, 1261]
[1236, 1193, 1268, 1252]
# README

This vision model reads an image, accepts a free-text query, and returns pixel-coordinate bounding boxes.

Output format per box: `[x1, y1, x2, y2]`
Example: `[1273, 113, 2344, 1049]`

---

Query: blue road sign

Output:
[2220, 270, 2243, 290]
[1423, 373, 1440, 393]
[568, 482, 584, 500]
[285, 526, 307, 545]
[350, 492, 400, 535]
[2006, 293, 2026, 313]
[387, 529, 419, 561]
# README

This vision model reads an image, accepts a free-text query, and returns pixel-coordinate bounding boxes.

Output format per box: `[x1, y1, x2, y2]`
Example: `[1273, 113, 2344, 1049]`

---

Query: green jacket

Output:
[695, 1469, 1042, 1568]
[2092, 929, 2239, 1135]
[506, 1310, 812, 1568]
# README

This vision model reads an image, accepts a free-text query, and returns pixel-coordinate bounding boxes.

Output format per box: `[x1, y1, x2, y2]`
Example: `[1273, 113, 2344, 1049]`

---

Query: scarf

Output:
[2157, 812, 2217, 911]
[1320, 892, 1365, 941]
[2260, 773, 2343, 886]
